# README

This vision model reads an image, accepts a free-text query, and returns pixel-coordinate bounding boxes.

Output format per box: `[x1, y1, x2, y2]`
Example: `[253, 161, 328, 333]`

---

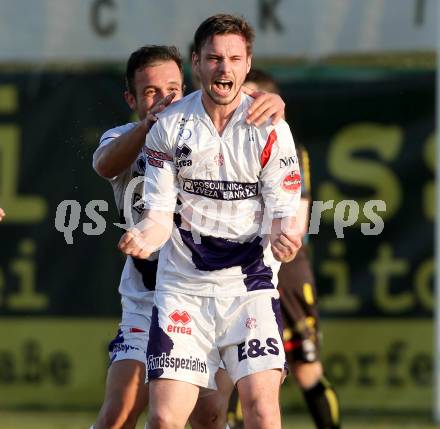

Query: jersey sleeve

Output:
[143, 120, 178, 212]
[259, 121, 301, 218]
[92, 124, 135, 181]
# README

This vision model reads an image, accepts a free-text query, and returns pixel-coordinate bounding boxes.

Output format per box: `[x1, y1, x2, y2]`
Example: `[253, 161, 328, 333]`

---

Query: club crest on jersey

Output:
[246, 317, 257, 329]
[214, 153, 224, 166]
[281, 170, 301, 193]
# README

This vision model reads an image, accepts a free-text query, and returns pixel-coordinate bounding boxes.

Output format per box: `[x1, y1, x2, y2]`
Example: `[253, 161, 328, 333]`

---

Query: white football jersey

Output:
[144, 90, 301, 297]
[94, 123, 157, 320]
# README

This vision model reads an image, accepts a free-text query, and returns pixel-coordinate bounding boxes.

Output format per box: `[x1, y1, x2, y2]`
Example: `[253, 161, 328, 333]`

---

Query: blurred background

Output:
[0, 0, 436, 427]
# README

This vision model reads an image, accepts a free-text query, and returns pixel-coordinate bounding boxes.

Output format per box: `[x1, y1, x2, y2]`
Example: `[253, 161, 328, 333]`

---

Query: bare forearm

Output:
[95, 122, 148, 178]
[95, 93, 176, 179]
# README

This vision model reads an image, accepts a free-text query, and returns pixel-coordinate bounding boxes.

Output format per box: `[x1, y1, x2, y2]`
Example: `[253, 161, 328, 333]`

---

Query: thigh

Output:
[103, 359, 148, 406]
[148, 378, 199, 428]
[96, 309, 152, 426]
[147, 292, 219, 389]
[219, 292, 286, 385]
[237, 369, 282, 427]
[237, 368, 282, 402]
[95, 359, 148, 429]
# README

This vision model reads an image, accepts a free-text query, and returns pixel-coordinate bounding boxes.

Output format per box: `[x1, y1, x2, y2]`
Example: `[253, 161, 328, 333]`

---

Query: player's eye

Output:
[144, 89, 156, 97]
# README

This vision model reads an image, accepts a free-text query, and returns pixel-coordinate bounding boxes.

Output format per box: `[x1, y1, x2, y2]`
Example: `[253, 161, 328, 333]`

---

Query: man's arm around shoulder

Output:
[94, 122, 149, 178]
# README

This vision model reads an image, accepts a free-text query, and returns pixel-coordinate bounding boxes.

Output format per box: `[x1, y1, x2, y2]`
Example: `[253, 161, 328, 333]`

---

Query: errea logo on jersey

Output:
[176, 143, 192, 159]
[168, 310, 192, 335]
[175, 143, 192, 167]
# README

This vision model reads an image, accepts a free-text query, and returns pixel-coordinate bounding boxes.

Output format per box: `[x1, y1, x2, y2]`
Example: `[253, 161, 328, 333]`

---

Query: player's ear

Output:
[246, 55, 252, 74]
[192, 51, 200, 72]
[124, 90, 136, 111]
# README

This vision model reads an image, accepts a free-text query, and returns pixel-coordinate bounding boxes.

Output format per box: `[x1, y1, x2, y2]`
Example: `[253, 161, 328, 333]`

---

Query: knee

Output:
[148, 409, 181, 429]
[241, 396, 279, 426]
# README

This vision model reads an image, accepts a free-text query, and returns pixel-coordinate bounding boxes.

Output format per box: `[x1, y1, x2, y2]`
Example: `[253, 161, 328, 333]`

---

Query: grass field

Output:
[1, 411, 439, 429]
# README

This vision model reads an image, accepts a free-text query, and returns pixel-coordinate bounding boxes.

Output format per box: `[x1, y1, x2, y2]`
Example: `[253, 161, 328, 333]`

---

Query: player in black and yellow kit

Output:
[227, 69, 341, 429]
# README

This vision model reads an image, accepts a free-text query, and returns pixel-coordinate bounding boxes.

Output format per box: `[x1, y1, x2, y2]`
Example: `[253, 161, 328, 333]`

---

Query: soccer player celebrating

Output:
[119, 14, 302, 429]
[92, 45, 286, 429]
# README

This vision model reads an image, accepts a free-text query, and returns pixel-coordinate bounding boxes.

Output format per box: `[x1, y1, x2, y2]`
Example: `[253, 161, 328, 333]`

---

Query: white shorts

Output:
[146, 290, 285, 389]
[108, 298, 154, 365]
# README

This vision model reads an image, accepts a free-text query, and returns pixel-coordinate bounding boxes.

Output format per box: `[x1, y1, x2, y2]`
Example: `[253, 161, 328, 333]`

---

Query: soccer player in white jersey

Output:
[119, 14, 302, 429]
[92, 45, 286, 429]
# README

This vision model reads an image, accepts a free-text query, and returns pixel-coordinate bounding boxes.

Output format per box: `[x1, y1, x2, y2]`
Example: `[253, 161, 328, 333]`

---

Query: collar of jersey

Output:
[192, 90, 250, 138]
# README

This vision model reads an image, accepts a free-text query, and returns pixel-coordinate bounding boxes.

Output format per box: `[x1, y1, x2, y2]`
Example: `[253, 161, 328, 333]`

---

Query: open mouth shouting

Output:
[212, 78, 233, 97]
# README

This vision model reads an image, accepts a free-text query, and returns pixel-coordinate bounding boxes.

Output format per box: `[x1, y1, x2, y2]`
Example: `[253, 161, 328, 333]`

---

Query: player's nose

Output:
[218, 58, 232, 74]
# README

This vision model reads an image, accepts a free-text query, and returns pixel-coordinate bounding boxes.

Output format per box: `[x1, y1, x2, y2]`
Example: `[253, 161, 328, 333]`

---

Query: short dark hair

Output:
[125, 45, 183, 95]
[193, 14, 255, 56]
[245, 68, 279, 94]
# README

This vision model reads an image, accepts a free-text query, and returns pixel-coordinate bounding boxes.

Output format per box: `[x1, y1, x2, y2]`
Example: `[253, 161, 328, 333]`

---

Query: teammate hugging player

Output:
[119, 14, 302, 429]
[92, 44, 286, 429]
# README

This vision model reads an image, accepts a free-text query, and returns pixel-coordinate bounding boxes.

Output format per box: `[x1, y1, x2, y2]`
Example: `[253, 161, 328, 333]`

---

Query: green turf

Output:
[0, 411, 439, 429]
